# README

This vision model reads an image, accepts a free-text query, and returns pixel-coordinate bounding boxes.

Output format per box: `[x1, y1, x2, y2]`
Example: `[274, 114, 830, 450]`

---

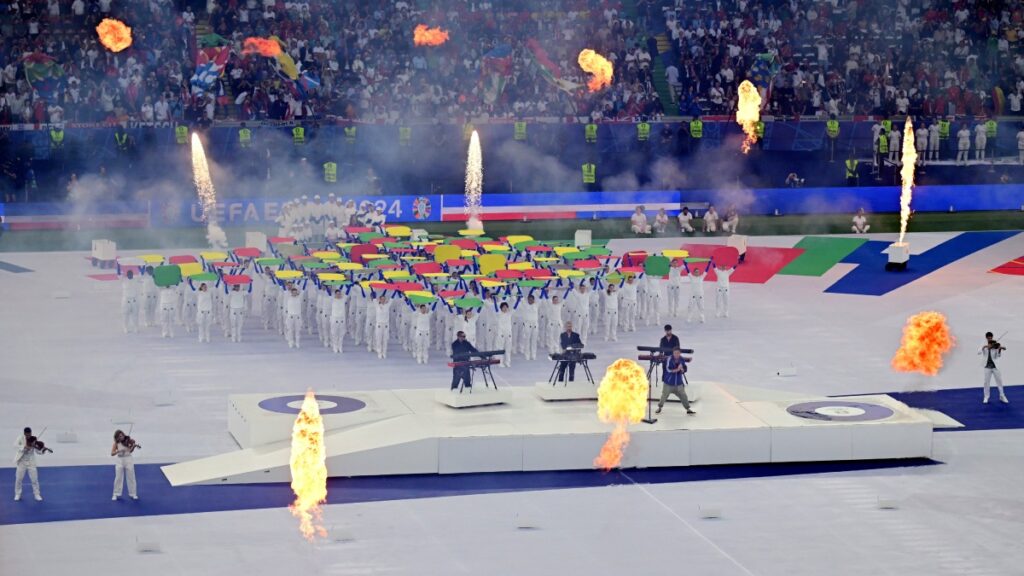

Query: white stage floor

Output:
[1, 231, 1022, 576]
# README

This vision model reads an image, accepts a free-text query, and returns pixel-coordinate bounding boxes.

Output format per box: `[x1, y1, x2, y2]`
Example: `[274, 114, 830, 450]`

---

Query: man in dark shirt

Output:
[450, 331, 479, 391]
[659, 324, 680, 352]
[557, 321, 584, 382]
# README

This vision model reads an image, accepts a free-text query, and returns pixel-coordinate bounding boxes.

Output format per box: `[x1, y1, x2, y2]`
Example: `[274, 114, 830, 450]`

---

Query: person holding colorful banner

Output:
[159, 285, 178, 338]
[285, 286, 304, 348]
[121, 270, 141, 334]
[329, 288, 348, 354]
[195, 282, 214, 343]
[411, 304, 432, 364]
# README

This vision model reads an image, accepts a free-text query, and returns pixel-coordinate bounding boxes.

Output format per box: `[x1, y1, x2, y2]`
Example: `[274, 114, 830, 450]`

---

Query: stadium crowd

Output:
[661, 0, 1024, 118]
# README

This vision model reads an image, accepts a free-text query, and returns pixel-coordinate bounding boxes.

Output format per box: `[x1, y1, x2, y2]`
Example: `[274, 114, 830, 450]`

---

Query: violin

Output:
[122, 435, 142, 450]
[26, 436, 53, 454]
[986, 340, 1006, 351]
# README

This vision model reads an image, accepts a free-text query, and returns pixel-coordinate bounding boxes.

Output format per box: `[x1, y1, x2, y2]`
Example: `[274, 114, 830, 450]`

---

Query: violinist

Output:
[111, 430, 139, 501]
[980, 332, 1009, 404]
[13, 427, 45, 502]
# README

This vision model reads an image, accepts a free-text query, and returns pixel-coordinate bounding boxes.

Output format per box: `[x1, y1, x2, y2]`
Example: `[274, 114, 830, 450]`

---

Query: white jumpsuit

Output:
[456, 313, 478, 347]
[317, 290, 331, 347]
[285, 292, 304, 348]
[373, 299, 392, 359]
[588, 287, 602, 335]
[715, 267, 734, 318]
[569, 289, 591, 338]
[980, 346, 1008, 403]
[545, 300, 565, 353]
[974, 124, 987, 160]
[112, 442, 137, 499]
[142, 276, 159, 327]
[644, 276, 663, 326]
[667, 266, 684, 316]
[121, 276, 140, 333]
[519, 301, 540, 360]
[604, 290, 619, 341]
[196, 289, 214, 342]
[620, 281, 638, 331]
[957, 128, 971, 164]
[928, 124, 940, 161]
[329, 293, 347, 353]
[228, 289, 246, 342]
[411, 309, 432, 364]
[13, 436, 42, 501]
[159, 287, 178, 338]
[686, 272, 707, 323]
[494, 310, 513, 367]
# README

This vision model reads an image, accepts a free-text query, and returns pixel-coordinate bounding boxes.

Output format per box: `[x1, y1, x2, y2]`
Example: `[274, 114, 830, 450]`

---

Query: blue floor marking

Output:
[0, 260, 33, 273]
[887, 384, 1022, 432]
[825, 231, 1019, 296]
[0, 459, 937, 526]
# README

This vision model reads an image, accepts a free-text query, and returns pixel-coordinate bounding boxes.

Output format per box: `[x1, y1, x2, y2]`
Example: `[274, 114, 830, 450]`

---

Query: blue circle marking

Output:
[258, 395, 366, 415]
[787, 400, 895, 422]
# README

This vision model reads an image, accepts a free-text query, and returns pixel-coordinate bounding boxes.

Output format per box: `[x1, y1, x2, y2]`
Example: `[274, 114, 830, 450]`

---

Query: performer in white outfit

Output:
[195, 282, 214, 342]
[227, 283, 247, 343]
[158, 285, 178, 338]
[545, 295, 565, 353]
[588, 278, 602, 335]
[914, 124, 927, 164]
[494, 302, 514, 367]
[142, 268, 159, 327]
[456, 308, 478, 345]
[329, 288, 347, 354]
[519, 295, 540, 360]
[927, 121, 940, 162]
[887, 123, 901, 163]
[619, 276, 638, 331]
[372, 295, 393, 359]
[653, 208, 670, 234]
[703, 206, 719, 233]
[686, 265, 708, 323]
[284, 286, 304, 348]
[852, 208, 870, 233]
[13, 427, 45, 501]
[644, 274, 664, 326]
[714, 264, 734, 318]
[604, 284, 619, 341]
[980, 332, 1009, 404]
[956, 125, 971, 164]
[317, 285, 332, 348]
[721, 207, 740, 234]
[677, 207, 695, 233]
[111, 430, 138, 500]
[973, 123, 987, 161]
[411, 304, 432, 364]
[121, 270, 141, 333]
[667, 261, 684, 316]
[630, 206, 651, 234]
[1017, 128, 1024, 164]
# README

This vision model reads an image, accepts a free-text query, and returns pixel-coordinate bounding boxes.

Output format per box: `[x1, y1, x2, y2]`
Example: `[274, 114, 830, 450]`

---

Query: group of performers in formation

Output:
[118, 257, 736, 367]
[13, 427, 140, 502]
[274, 194, 387, 243]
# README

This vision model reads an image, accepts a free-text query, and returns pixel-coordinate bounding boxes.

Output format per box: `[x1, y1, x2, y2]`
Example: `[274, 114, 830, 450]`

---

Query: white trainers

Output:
[34, 495, 42, 501]
[983, 396, 990, 404]
[13, 496, 20, 501]
[112, 495, 119, 501]
[1000, 395, 1010, 404]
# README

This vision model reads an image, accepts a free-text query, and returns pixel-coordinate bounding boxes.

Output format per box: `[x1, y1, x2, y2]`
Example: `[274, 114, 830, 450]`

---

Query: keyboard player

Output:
[557, 321, 585, 382]
[451, 331, 480, 390]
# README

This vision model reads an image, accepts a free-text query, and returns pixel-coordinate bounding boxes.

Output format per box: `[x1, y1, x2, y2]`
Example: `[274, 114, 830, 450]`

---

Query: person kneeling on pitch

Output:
[111, 430, 138, 501]
[451, 331, 479, 390]
[657, 347, 696, 415]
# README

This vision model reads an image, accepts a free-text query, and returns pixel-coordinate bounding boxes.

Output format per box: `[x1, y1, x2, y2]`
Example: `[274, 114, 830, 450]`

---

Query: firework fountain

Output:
[465, 130, 484, 231]
[190, 133, 228, 250]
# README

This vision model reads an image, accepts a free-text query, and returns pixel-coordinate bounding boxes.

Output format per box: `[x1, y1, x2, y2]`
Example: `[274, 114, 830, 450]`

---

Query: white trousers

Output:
[573, 311, 590, 339]
[589, 302, 601, 333]
[330, 317, 346, 353]
[113, 456, 137, 498]
[621, 300, 637, 331]
[319, 313, 331, 346]
[196, 310, 213, 342]
[160, 305, 176, 338]
[413, 330, 430, 363]
[230, 308, 245, 342]
[716, 288, 729, 317]
[494, 328, 512, 367]
[144, 294, 158, 326]
[262, 296, 277, 329]
[181, 302, 196, 333]
[14, 463, 40, 499]
[687, 295, 705, 322]
[605, 310, 619, 341]
[667, 286, 682, 316]
[645, 295, 661, 325]
[122, 298, 139, 333]
[521, 322, 538, 360]
[374, 322, 389, 358]
[286, 313, 302, 347]
[983, 368, 1005, 399]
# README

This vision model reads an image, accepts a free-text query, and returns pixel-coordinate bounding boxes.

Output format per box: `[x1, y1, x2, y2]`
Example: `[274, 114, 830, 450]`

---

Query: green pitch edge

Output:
[778, 236, 868, 276]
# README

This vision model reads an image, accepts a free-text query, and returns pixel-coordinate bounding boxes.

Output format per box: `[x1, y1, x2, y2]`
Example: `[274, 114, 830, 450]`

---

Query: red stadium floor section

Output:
[679, 244, 804, 284]
[990, 256, 1024, 276]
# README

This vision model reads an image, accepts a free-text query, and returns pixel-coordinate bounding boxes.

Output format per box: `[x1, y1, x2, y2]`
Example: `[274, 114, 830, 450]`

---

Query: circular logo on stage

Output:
[413, 196, 432, 220]
[258, 394, 366, 415]
[787, 401, 894, 422]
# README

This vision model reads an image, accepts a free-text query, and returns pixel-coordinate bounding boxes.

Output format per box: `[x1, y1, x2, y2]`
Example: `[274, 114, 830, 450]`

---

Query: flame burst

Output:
[413, 24, 449, 47]
[578, 49, 613, 92]
[892, 311, 955, 376]
[736, 80, 762, 154]
[243, 37, 282, 57]
[898, 118, 917, 244]
[464, 130, 484, 231]
[289, 389, 328, 541]
[96, 18, 132, 53]
[594, 359, 649, 471]
[189, 133, 228, 250]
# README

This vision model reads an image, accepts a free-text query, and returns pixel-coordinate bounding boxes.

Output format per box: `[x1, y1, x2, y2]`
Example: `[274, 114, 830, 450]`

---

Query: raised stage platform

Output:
[161, 382, 935, 486]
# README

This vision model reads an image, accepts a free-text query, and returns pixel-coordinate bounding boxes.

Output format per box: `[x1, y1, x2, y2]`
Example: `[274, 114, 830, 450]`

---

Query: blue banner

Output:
[152, 194, 443, 227]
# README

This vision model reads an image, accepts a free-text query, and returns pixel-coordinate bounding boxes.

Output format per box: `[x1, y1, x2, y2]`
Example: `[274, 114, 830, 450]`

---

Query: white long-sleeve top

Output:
[113, 442, 134, 458]
[159, 287, 178, 308]
[14, 436, 37, 466]
[285, 293, 304, 316]
[228, 290, 247, 310]
[716, 267, 734, 290]
[520, 301, 539, 325]
[604, 290, 619, 312]
[122, 277, 140, 302]
[687, 273, 707, 297]
[496, 311, 513, 332]
[456, 315, 477, 343]
[373, 300, 392, 327]
[979, 345, 1002, 368]
[412, 311, 432, 333]
[620, 281, 637, 302]
[196, 290, 213, 313]
[142, 277, 158, 297]
[330, 294, 348, 319]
